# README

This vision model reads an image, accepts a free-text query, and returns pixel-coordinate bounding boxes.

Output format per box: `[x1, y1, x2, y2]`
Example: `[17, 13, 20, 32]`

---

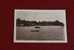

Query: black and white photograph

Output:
[14, 9, 67, 43]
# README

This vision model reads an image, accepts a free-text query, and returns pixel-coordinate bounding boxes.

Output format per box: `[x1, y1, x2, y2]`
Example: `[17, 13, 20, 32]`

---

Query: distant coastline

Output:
[16, 18, 64, 26]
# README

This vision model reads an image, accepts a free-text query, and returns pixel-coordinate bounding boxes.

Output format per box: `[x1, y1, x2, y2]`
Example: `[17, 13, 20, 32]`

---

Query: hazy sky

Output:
[15, 10, 66, 23]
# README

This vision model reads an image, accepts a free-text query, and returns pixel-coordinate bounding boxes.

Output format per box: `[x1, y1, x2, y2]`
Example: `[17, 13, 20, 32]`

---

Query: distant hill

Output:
[16, 18, 64, 26]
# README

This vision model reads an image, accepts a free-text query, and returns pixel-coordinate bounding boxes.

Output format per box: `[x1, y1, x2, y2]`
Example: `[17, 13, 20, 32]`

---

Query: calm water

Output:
[16, 26, 65, 40]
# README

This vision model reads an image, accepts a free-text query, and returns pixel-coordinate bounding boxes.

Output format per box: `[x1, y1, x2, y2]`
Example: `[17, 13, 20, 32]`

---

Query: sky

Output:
[15, 10, 66, 23]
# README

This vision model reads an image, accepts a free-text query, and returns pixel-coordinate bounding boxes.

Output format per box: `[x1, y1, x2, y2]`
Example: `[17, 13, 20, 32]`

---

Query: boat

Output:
[35, 26, 40, 28]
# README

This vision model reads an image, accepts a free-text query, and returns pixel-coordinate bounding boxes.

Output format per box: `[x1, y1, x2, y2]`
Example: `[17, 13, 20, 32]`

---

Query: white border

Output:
[14, 9, 68, 43]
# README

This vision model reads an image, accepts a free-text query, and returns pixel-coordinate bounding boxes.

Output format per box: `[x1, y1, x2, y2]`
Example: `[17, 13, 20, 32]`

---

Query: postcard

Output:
[14, 9, 67, 43]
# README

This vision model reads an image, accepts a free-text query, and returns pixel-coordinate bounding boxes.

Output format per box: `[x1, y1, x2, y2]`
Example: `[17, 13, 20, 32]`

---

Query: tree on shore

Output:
[16, 18, 64, 26]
